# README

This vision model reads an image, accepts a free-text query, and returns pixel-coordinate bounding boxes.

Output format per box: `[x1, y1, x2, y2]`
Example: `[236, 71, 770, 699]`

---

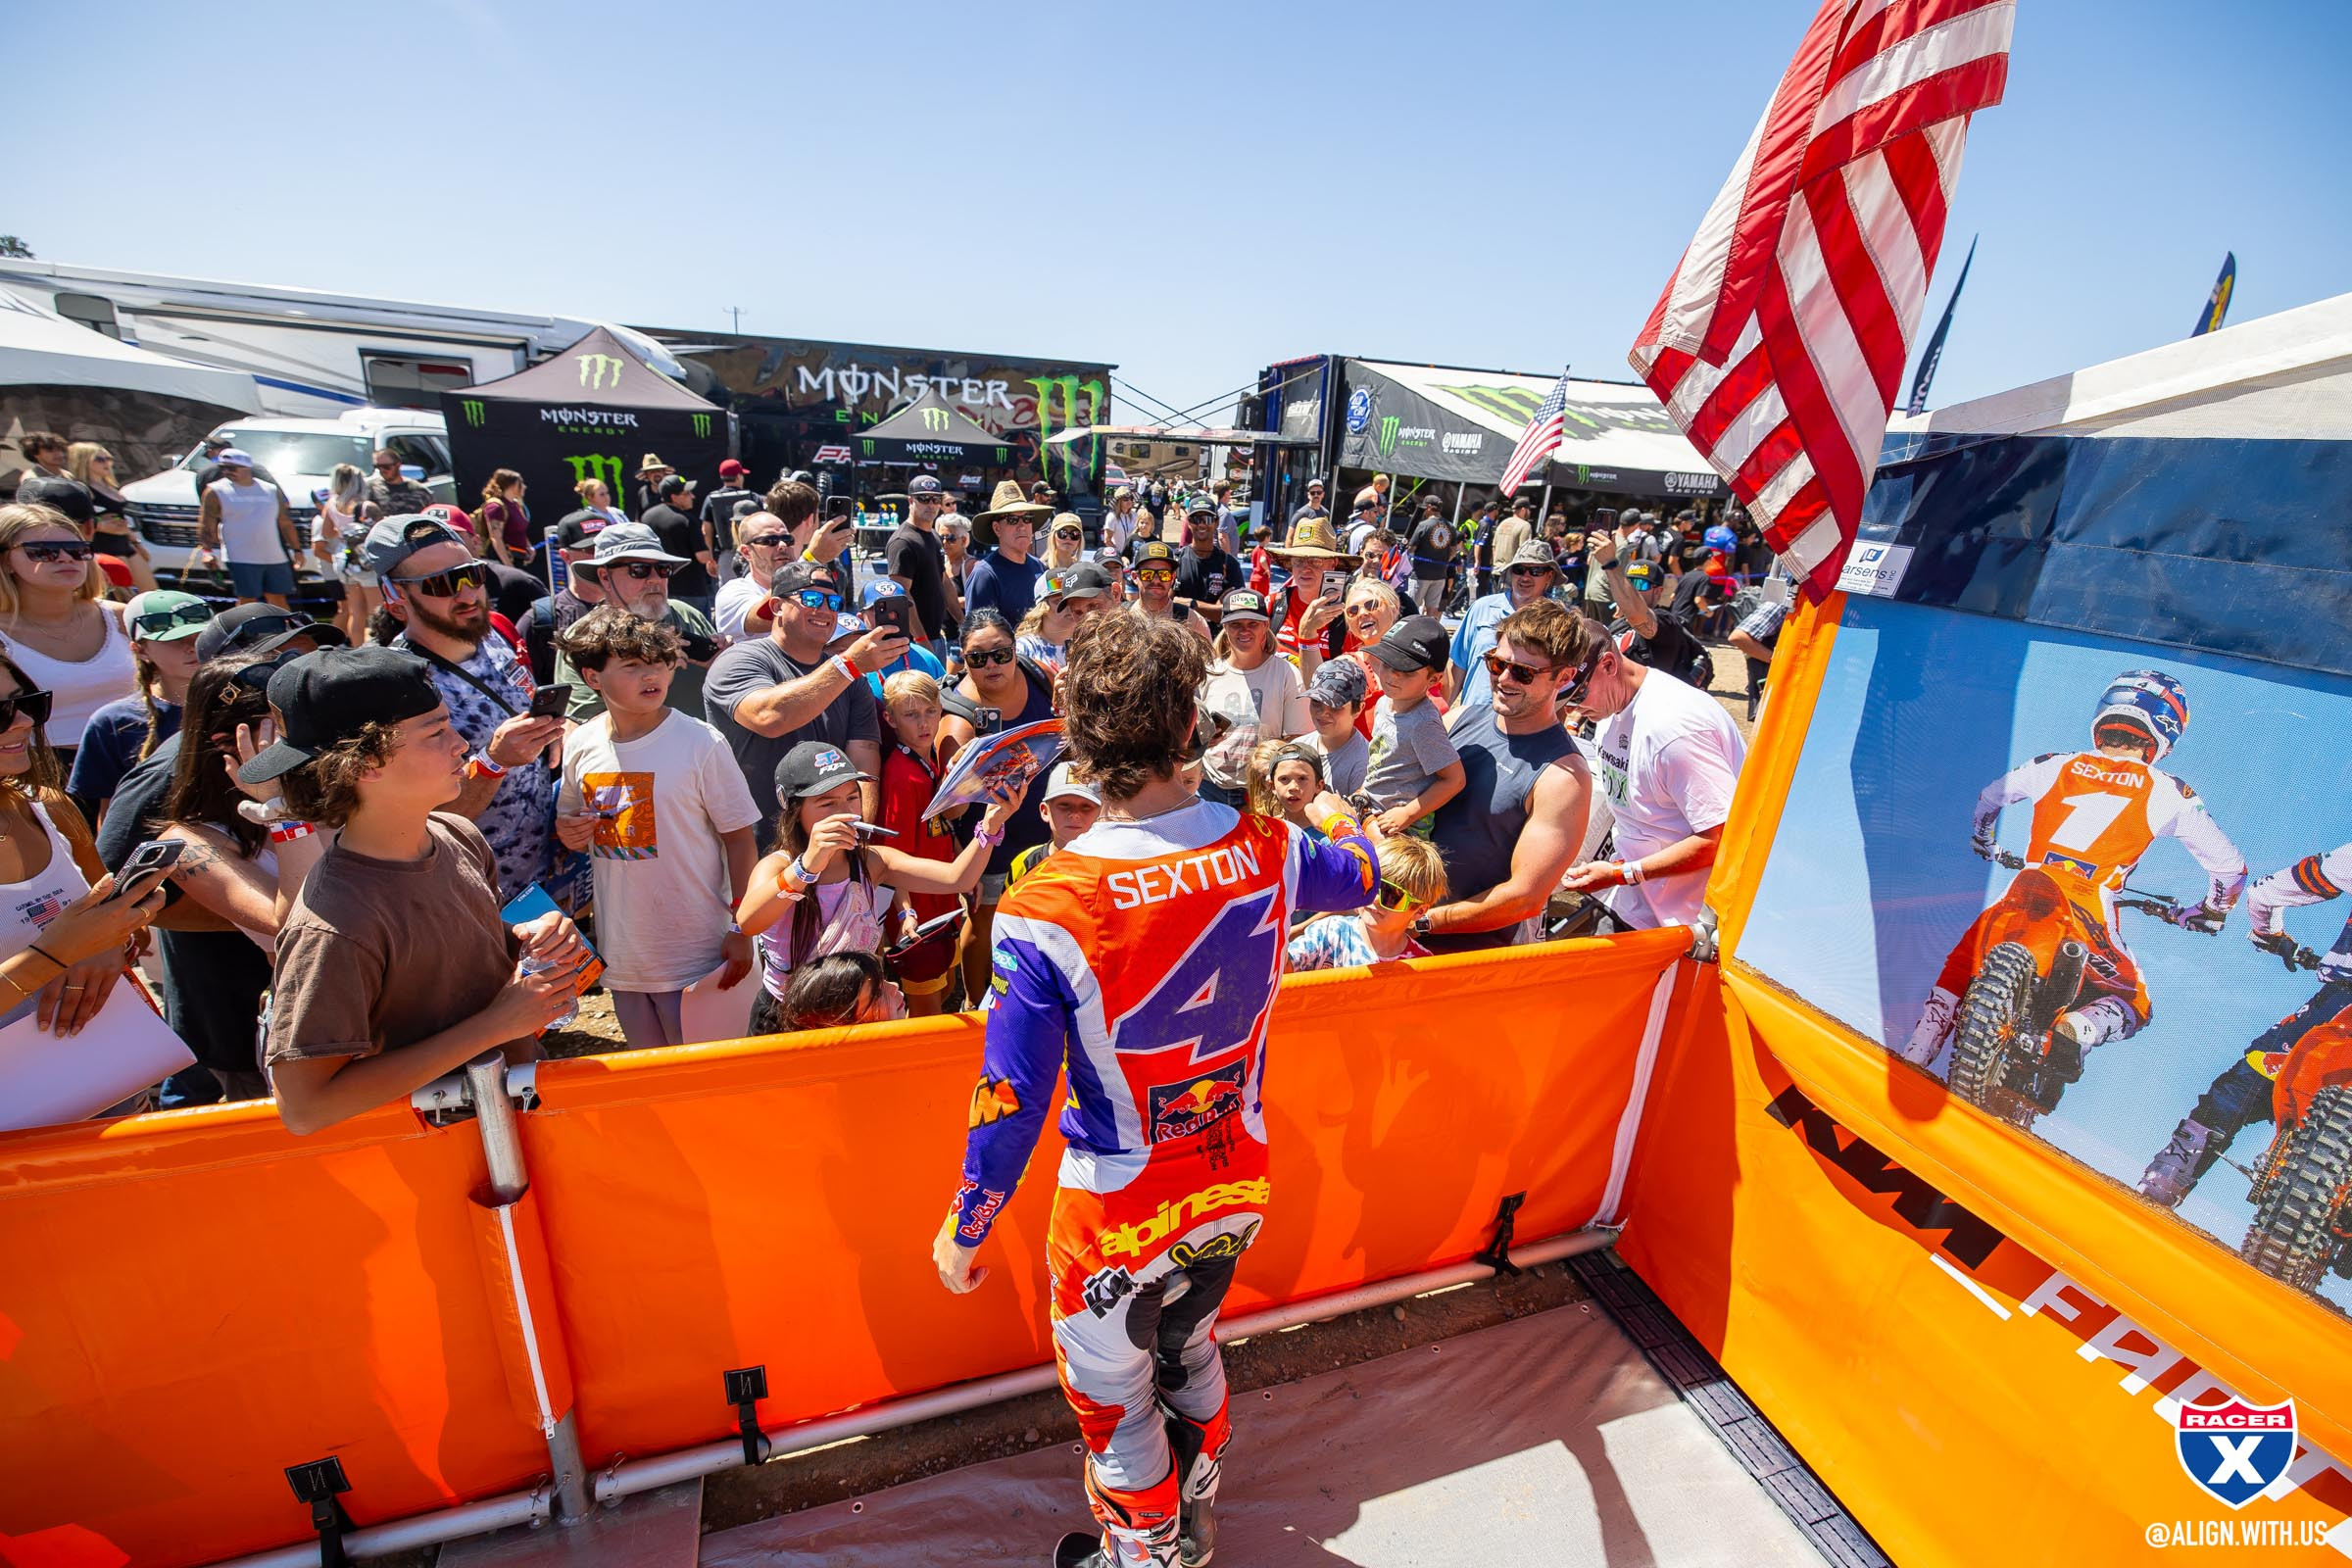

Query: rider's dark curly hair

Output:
[1060, 611, 1206, 804]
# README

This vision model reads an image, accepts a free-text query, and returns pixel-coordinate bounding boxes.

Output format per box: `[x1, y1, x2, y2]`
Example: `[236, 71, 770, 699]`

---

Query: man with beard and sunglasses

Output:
[1553, 600, 1746, 931]
[368, 515, 564, 902]
[550, 523, 722, 723]
[1419, 600, 1595, 954]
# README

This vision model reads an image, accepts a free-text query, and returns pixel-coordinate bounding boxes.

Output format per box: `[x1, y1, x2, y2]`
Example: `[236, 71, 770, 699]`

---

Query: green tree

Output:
[0, 236, 32, 259]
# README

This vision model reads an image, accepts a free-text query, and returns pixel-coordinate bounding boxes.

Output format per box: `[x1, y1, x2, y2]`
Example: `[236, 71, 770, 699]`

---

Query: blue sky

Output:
[12, 0, 2349, 420]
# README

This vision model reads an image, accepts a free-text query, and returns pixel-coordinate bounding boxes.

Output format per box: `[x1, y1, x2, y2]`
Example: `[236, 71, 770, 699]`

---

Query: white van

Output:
[121, 409, 456, 583]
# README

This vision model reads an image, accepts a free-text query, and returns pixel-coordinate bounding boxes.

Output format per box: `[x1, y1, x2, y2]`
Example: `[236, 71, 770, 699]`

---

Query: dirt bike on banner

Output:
[2138, 841, 2352, 1295]
[1901, 670, 2249, 1130]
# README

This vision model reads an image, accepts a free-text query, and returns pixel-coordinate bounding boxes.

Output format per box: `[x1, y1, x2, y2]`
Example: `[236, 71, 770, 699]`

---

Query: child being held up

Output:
[1359, 613, 1463, 839]
[1246, 738, 1323, 834]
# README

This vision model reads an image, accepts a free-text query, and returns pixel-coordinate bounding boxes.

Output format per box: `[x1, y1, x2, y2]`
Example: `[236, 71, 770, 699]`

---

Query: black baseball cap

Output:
[1218, 588, 1271, 622]
[1367, 613, 1450, 675]
[236, 646, 442, 784]
[774, 739, 872, 801]
[1047, 562, 1112, 601]
[193, 603, 348, 664]
[1352, 494, 1378, 514]
[907, 474, 945, 496]
[773, 559, 844, 597]
[1135, 540, 1179, 567]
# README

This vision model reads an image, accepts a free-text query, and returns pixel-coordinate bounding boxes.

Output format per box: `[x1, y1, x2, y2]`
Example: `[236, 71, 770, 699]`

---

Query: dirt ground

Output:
[697, 1256, 1597, 1533]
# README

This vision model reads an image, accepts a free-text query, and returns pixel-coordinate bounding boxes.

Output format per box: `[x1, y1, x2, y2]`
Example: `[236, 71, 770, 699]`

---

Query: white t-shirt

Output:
[1592, 670, 1746, 928]
[208, 477, 287, 564]
[1197, 656, 1310, 790]
[712, 575, 769, 641]
[558, 709, 763, 991]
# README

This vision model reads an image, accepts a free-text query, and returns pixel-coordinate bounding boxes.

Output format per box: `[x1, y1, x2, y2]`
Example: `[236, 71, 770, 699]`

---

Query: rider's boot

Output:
[2051, 998, 2133, 1079]
[2139, 1114, 2230, 1207]
[1899, 988, 1959, 1066]
[1163, 1396, 1232, 1566]
[1058, 1461, 1180, 1568]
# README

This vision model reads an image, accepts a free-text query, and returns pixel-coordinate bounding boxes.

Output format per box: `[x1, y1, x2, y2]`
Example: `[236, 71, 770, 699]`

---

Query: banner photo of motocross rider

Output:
[1737, 595, 2352, 1316]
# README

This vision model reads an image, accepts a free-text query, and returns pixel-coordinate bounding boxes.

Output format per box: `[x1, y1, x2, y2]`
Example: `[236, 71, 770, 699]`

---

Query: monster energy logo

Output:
[564, 453, 625, 494]
[460, 399, 486, 427]
[1027, 375, 1106, 488]
[1376, 416, 1399, 459]
[921, 407, 952, 432]
[576, 353, 624, 391]
[691, 413, 711, 438]
[861, 439, 877, 457]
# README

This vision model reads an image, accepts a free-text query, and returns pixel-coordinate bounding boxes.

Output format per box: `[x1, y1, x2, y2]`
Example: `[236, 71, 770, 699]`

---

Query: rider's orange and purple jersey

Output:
[951, 802, 1376, 1250]
[1977, 751, 2245, 911]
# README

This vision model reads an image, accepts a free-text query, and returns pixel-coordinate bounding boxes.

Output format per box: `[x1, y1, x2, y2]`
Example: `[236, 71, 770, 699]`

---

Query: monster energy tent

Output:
[1334, 359, 1724, 500]
[848, 387, 1016, 467]
[438, 324, 731, 544]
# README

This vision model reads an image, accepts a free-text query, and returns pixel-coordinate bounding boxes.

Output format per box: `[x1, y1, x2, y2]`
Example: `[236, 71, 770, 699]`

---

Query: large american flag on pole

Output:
[1498, 367, 1572, 496]
[1629, 0, 2013, 597]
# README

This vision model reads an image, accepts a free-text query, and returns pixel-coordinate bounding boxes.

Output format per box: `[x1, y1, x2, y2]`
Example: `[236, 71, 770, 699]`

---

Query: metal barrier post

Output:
[462, 1053, 594, 1527]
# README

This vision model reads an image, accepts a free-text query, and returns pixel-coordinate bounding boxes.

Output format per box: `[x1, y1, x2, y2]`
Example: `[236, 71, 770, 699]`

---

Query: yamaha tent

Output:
[438, 324, 732, 544]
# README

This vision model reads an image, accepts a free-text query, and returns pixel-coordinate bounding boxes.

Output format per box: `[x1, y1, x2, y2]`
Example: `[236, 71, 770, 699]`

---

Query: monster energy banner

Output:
[845, 388, 1015, 467]
[438, 325, 731, 547]
[1333, 359, 1724, 498]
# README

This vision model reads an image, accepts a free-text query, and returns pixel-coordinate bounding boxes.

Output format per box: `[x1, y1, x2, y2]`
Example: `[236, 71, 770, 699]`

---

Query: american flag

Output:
[1629, 0, 2013, 596]
[1497, 368, 1572, 497]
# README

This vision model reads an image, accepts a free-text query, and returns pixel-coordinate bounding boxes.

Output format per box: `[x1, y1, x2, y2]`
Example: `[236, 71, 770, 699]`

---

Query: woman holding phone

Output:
[0, 647, 170, 1047]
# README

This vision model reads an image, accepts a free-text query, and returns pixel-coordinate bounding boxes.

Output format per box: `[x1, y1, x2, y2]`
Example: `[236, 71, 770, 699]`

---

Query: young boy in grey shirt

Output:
[1360, 614, 1465, 839]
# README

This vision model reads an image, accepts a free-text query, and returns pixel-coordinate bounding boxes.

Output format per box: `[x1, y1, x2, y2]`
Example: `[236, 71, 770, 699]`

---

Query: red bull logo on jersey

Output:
[1148, 1061, 1248, 1143]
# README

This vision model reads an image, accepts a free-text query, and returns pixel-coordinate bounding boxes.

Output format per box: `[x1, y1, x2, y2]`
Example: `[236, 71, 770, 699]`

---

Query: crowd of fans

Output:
[0, 434, 1763, 1136]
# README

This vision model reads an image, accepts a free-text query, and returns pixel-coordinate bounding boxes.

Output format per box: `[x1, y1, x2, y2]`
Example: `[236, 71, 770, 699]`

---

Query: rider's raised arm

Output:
[2247, 843, 2352, 937]
[950, 918, 1077, 1247]
[1288, 803, 1378, 915]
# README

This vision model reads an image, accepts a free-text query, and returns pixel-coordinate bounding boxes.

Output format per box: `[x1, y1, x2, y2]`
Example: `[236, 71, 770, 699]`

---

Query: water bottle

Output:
[519, 954, 579, 1030]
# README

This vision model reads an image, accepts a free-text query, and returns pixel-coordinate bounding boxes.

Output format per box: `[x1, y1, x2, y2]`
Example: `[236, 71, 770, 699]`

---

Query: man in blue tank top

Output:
[1420, 600, 1597, 953]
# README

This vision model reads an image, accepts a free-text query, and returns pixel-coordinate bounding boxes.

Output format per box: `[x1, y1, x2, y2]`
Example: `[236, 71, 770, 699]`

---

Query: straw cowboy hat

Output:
[976, 479, 1054, 523]
[636, 453, 673, 477]
[1267, 513, 1359, 563]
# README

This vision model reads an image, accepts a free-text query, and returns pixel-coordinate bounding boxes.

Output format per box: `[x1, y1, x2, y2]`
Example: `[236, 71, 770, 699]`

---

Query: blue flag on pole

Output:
[2191, 252, 2236, 337]
[1904, 236, 1975, 416]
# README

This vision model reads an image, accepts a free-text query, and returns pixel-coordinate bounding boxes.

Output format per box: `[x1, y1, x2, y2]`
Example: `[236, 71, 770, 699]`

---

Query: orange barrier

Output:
[1616, 592, 2352, 1563]
[519, 929, 1690, 1463]
[0, 1101, 551, 1568]
[0, 931, 1685, 1567]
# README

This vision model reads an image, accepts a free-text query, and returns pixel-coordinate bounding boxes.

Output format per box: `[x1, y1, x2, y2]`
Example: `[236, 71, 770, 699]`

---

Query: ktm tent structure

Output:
[438, 324, 731, 535]
[1332, 359, 1725, 501]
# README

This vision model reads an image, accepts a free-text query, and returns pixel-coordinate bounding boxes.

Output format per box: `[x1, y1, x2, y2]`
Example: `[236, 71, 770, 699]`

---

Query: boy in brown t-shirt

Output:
[239, 645, 590, 1134]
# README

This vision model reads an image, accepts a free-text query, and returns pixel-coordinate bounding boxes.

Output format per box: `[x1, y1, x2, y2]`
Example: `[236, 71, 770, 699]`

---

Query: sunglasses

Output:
[19, 540, 94, 564]
[790, 588, 844, 612]
[0, 688, 53, 729]
[132, 603, 214, 637]
[612, 562, 674, 581]
[1482, 650, 1558, 688]
[1508, 564, 1553, 579]
[741, 534, 788, 551]
[1373, 879, 1423, 912]
[373, 462, 400, 470]
[1560, 643, 1608, 707]
[964, 646, 1016, 668]
[1054, 528, 1082, 540]
[395, 563, 489, 597]
[1137, 566, 1175, 583]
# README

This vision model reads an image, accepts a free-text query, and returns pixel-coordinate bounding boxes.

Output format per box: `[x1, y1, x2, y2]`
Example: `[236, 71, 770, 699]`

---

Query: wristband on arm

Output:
[1619, 858, 1644, 886]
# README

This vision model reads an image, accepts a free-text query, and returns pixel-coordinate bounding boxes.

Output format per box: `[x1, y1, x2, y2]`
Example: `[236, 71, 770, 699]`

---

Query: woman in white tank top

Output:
[0, 503, 138, 757]
[309, 463, 382, 645]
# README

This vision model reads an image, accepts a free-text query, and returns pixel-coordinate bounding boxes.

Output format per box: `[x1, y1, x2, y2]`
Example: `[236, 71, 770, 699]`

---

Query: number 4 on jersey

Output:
[1110, 889, 1281, 1064]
